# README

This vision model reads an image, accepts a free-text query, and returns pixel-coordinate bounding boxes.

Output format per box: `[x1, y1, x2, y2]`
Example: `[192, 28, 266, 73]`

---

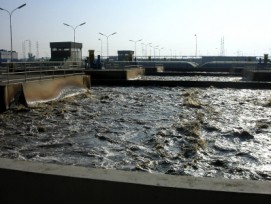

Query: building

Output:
[118, 50, 134, 61]
[50, 42, 82, 61]
[0, 49, 18, 63]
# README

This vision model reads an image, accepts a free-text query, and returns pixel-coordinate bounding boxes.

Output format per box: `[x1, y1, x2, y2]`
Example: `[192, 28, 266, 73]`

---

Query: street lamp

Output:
[195, 34, 198, 57]
[142, 43, 150, 59]
[153, 45, 159, 59]
[147, 43, 152, 58]
[0, 3, 26, 62]
[129, 39, 142, 60]
[99, 32, 117, 61]
[141, 43, 146, 58]
[159, 47, 164, 59]
[63, 22, 86, 61]
[98, 38, 103, 59]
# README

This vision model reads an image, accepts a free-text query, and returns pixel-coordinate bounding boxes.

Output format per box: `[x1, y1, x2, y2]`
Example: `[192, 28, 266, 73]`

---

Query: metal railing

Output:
[0, 61, 85, 84]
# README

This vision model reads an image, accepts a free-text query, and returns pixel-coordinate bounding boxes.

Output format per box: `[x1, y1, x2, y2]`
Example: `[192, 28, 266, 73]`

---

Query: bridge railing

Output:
[0, 61, 85, 84]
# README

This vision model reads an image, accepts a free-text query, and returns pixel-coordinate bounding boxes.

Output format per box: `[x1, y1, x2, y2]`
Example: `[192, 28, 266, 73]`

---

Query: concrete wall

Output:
[199, 61, 257, 72]
[0, 75, 90, 112]
[0, 158, 270, 203]
[86, 68, 144, 80]
[201, 56, 257, 64]
[126, 67, 145, 79]
[23, 75, 90, 105]
[243, 69, 271, 81]
[144, 65, 164, 75]
[139, 61, 198, 70]
[0, 83, 24, 112]
[91, 79, 271, 89]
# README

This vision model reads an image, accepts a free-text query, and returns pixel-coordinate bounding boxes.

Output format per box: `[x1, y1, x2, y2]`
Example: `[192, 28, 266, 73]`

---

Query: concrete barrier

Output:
[243, 69, 271, 81]
[0, 75, 90, 112]
[23, 75, 90, 105]
[144, 65, 165, 75]
[0, 83, 25, 112]
[85, 67, 145, 80]
[199, 61, 257, 72]
[0, 158, 270, 203]
[91, 79, 271, 89]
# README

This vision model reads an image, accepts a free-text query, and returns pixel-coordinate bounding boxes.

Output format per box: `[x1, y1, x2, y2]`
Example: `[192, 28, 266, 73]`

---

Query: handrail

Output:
[0, 62, 85, 84]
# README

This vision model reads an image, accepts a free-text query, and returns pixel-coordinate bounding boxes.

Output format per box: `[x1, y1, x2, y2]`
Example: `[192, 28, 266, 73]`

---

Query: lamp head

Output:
[18, 3, 26, 9]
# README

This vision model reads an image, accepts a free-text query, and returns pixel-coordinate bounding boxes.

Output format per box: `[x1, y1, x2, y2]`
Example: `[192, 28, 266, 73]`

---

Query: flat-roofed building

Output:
[50, 42, 82, 61]
[118, 50, 134, 61]
[0, 49, 18, 63]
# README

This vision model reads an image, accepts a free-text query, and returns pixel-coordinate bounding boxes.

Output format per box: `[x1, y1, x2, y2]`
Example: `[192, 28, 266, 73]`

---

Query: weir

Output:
[0, 62, 90, 112]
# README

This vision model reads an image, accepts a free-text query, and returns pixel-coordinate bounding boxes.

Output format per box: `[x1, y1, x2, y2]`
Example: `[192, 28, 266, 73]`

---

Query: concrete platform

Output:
[144, 65, 164, 75]
[243, 69, 271, 81]
[85, 67, 144, 80]
[230, 67, 246, 75]
[0, 158, 270, 203]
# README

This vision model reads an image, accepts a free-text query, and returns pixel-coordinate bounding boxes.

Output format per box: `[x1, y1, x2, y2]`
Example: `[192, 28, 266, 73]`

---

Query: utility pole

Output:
[195, 34, 197, 57]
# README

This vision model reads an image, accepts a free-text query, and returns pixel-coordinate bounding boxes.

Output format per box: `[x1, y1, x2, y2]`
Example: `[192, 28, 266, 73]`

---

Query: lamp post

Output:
[159, 47, 164, 59]
[0, 3, 26, 62]
[153, 45, 159, 60]
[195, 34, 198, 57]
[129, 39, 142, 60]
[147, 43, 152, 59]
[141, 43, 146, 58]
[63, 22, 86, 61]
[98, 38, 103, 59]
[99, 32, 117, 61]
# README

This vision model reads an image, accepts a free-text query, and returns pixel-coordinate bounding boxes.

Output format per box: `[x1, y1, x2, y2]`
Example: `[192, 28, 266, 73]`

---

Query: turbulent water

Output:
[0, 86, 271, 181]
[141, 76, 242, 81]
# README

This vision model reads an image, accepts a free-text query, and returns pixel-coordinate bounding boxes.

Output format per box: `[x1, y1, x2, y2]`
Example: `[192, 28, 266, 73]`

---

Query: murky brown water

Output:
[0, 86, 271, 181]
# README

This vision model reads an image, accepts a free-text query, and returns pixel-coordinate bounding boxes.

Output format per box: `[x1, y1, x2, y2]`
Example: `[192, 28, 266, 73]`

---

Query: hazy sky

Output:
[1, 0, 271, 58]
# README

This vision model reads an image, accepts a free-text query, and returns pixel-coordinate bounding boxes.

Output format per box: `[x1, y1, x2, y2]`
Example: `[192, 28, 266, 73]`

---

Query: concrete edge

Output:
[91, 79, 271, 89]
[0, 158, 270, 195]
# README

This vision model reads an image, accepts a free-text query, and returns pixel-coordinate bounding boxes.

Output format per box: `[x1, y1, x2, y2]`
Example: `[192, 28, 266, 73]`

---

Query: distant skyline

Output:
[1, 0, 271, 58]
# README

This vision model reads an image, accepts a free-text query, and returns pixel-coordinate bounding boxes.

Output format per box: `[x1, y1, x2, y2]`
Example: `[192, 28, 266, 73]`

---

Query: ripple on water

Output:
[0, 87, 271, 181]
